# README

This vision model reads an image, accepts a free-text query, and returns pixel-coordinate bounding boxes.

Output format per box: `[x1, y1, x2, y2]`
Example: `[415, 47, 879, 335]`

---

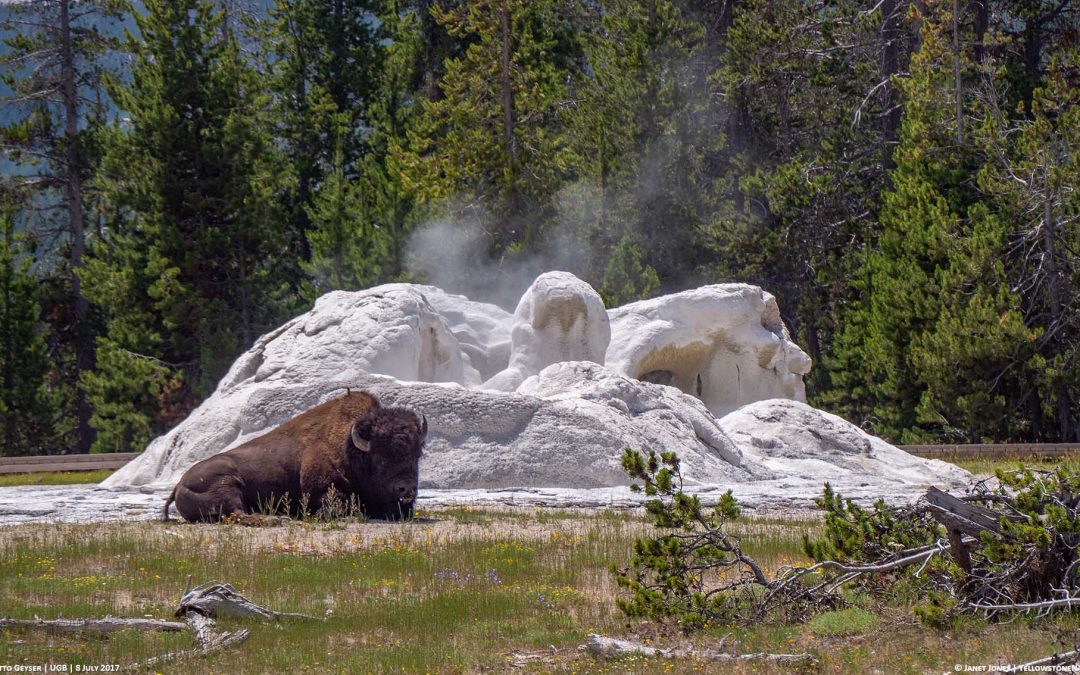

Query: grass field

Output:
[0, 469, 114, 488]
[950, 456, 1068, 477]
[2, 503, 1079, 673]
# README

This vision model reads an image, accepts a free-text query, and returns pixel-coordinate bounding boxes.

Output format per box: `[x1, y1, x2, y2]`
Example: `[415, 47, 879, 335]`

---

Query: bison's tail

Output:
[162, 487, 177, 522]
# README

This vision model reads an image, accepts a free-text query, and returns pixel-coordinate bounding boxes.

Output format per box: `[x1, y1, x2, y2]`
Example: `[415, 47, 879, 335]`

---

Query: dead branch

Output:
[131, 614, 251, 669]
[693, 647, 819, 666]
[581, 634, 817, 665]
[177, 581, 323, 621]
[185, 612, 251, 652]
[582, 633, 670, 658]
[969, 596, 1080, 616]
[0, 616, 187, 634]
[131, 580, 319, 668]
[767, 539, 953, 608]
[1004, 647, 1080, 673]
[801, 543, 947, 575]
[3, 580, 319, 670]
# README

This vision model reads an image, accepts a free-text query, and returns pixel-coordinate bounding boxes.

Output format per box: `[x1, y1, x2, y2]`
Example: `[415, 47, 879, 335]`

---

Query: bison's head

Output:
[348, 403, 427, 520]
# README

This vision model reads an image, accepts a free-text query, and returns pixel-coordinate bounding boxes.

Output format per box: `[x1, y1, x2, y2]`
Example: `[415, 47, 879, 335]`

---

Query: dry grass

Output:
[2, 504, 1079, 672]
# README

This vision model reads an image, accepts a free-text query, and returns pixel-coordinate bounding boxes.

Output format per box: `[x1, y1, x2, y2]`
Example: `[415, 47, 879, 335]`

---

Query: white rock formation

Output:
[483, 272, 609, 391]
[106, 370, 753, 490]
[104, 285, 479, 489]
[221, 285, 473, 390]
[608, 285, 812, 417]
[723, 399, 968, 487]
[418, 285, 512, 384]
[101, 272, 967, 502]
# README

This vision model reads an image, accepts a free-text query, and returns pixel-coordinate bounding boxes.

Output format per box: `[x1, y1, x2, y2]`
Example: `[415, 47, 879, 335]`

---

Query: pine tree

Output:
[0, 0, 128, 453]
[823, 0, 1047, 442]
[568, 0, 703, 297]
[0, 203, 53, 456]
[703, 0, 909, 392]
[394, 0, 588, 255]
[81, 0, 298, 452]
[303, 125, 390, 293]
[824, 1, 981, 441]
[263, 0, 382, 262]
[599, 233, 660, 307]
[975, 46, 1080, 440]
[361, 0, 427, 278]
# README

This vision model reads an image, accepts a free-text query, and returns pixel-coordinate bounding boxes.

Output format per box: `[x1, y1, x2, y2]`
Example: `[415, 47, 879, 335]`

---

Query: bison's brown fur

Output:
[163, 390, 426, 522]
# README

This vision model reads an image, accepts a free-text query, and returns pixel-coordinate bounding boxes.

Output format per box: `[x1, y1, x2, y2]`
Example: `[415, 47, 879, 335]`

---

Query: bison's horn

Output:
[420, 414, 428, 438]
[351, 423, 371, 453]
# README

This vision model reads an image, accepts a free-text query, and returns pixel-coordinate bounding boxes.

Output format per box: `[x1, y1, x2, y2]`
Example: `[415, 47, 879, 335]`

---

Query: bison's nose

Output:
[397, 485, 416, 503]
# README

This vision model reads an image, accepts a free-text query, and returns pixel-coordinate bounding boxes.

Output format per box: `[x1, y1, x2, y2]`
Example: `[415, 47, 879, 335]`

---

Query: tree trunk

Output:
[952, 0, 963, 144]
[878, 0, 903, 172]
[1024, 15, 1042, 99]
[498, 0, 518, 247]
[972, 0, 989, 64]
[60, 0, 95, 454]
[1, 236, 14, 453]
[294, 43, 312, 262]
[500, 2, 515, 165]
[333, 0, 346, 112]
[1041, 189, 1071, 441]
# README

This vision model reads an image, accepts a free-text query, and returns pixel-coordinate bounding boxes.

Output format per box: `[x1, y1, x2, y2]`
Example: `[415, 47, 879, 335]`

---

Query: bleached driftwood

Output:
[177, 581, 323, 621]
[693, 648, 818, 665]
[970, 597, 1080, 616]
[1003, 647, 1080, 673]
[131, 580, 324, 668]
[581, 634, 816, 665]
[0, 616, 186, 634]
[134, 613, 251, 669]
[582, 634, 672, 658]
[4, 580, 316, 669]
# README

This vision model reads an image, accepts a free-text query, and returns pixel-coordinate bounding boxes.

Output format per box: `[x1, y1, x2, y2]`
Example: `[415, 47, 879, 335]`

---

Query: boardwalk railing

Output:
[0, 452, 141, 475]
[899, 444, 1080, 461]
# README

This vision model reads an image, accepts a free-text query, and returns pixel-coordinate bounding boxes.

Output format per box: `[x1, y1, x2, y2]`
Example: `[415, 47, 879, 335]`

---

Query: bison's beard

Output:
[365, 497, 415, 521]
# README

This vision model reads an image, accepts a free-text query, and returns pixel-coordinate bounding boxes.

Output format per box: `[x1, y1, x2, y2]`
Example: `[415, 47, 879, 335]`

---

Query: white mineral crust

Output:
[723, 399, 969, 486]
[482, 271, 609, 391]
[607, 285, 812, 417]
[90, 272, 967, 511]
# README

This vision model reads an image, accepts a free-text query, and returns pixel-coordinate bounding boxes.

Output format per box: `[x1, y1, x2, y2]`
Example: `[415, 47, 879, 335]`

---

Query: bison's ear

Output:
[350, 420, 371, 453]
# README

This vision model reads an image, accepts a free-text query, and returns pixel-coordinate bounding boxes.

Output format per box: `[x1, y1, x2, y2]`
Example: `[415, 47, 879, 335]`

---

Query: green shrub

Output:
[807, 607, 878, 637]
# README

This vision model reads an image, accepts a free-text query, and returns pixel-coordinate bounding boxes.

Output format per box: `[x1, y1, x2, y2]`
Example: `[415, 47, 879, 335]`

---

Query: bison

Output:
[162, 390, 426, 522]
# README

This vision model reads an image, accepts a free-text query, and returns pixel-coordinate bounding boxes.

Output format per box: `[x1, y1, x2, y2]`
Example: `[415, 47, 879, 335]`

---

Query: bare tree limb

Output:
[131, 614, 251, 669]
[178, 581, 324, 621]
[1004, 647, 1080, 673]
[582, 633, 817, 666]
[970, 596, 1080, 615]
[0, 616, 187, 634]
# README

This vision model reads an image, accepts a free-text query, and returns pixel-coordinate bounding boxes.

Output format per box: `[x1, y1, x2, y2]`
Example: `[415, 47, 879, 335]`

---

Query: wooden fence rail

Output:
[899, 444, 1080, 461]
[0, 452, 141, 475]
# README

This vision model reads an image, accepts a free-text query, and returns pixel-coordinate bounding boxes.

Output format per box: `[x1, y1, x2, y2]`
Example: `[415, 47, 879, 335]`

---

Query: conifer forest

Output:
[0, 0, 1077, 456]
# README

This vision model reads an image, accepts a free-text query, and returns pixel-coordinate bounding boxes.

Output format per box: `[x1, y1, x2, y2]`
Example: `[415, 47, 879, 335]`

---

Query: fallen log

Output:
[177, 581, 323, 621]
[581, 633, 817, 666]
[1003, 647, 1080, 673]
[133, 614, 250, 669]
[131, 580, 322, 667]
[583, 634, 670, 658]
[0, 616, 186, 634]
